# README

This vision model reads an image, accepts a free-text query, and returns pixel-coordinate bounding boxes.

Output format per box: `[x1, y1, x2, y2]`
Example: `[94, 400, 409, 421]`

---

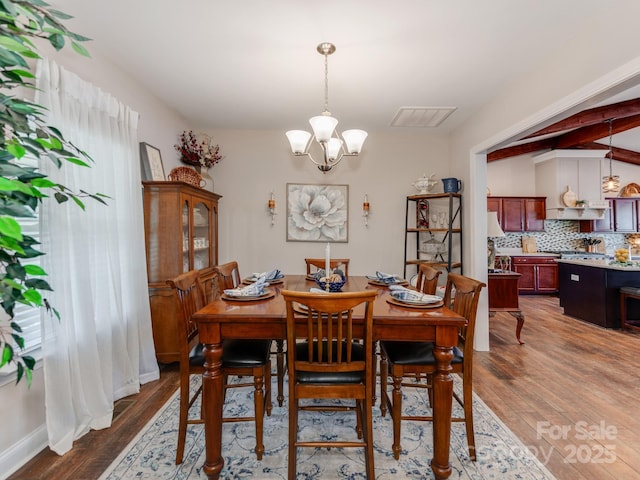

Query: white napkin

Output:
[225, 276, 268, 297]
[366, 271, 400, 283]
[309, 288, 330, 294]
[251, 269, 282, 280]
[389, 285, 440, 303]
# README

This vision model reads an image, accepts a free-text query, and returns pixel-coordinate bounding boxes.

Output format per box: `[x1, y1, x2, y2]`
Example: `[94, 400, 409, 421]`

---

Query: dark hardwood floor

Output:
[8, 295, 640, 479]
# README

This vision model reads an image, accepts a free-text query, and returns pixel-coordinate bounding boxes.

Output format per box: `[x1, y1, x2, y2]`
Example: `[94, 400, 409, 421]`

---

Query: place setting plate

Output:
[367, 278, 409, 287]
[292, 302, 348, 316]
[386, 293, 444, 309]
[243, 275, 285, 285]
[221, 290, 276, 302]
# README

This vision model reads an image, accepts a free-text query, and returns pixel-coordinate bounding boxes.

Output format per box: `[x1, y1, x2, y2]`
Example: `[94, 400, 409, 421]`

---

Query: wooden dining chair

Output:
[213, 260, 285, 407]
[379, 272, 485, 461]
[167, 269, 272, 464]
[415, 263, 442, 294]
[282, 289, 377, 480]
[305, 258, 350, 278]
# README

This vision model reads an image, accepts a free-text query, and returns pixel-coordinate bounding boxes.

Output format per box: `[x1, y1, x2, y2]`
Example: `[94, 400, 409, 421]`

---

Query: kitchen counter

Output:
[556, 258, 640, 271]
[496, 249, 559, 258]
[557, 261, 640, 328]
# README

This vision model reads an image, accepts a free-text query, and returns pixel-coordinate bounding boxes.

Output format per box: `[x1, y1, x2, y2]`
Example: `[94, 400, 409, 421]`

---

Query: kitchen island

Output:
[557, 259, 640, 328]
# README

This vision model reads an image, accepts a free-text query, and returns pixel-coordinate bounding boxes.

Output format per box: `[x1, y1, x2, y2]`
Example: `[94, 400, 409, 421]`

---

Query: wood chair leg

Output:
[380, 353, 388, 416]
[462, 371, 476, 461]
[253, 369, 265, 460]
[276, 340, 285, 407]
[355, 399, 364, 439]
[391, 373, 403, 460]
[364, 393, 375, 480]
[176, 371, 190, 464]
[288, 397, 298, 480]
[265, 360, 272, 416]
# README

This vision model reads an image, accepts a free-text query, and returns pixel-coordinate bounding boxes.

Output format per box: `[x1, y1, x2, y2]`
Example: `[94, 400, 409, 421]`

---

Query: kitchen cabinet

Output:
[487, 196, 546, 232]
[579, 199, 612, 232]
[580, 197, 640, 233]
[558, 261, 640, 329]
[143, 181, 221, 363]
[511, 256, 558, 294]
[403, 193, 462, 278]
[614, 198, 638, 232]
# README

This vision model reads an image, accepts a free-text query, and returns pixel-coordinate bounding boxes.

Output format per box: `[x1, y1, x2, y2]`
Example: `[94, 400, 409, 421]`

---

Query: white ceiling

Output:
[52, 0, 639, 143]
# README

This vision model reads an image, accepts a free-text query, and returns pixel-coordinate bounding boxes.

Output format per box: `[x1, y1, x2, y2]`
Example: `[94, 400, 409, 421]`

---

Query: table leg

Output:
[430, 342, 455, 480]
[510, 311, 525, 345]
[202, 342, 224, 480]
[275, 339, 285, 407]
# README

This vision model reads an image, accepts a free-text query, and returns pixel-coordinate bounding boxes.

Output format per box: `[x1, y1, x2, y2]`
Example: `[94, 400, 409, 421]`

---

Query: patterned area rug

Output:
[99, 374, 556, 480]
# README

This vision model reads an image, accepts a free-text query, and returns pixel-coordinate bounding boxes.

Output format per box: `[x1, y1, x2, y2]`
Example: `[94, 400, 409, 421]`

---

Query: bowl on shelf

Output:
[314, 275, 346, 292]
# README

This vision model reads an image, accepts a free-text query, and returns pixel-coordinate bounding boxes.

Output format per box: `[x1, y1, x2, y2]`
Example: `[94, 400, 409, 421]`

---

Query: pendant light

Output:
[602, 118, 620, 194]
[285, 43, 367, 173]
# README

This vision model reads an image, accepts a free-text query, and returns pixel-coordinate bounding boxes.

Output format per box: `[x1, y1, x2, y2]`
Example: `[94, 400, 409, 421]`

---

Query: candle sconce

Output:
[268, 192, 276, 225]
[363, 194, 370, 227]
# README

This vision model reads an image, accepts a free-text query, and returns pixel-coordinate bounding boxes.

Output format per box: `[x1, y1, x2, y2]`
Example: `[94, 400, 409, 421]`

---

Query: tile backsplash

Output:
[493, 220, 630, 253]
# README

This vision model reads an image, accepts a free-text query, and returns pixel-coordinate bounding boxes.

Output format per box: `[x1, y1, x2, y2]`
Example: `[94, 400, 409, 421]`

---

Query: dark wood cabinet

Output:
[579, 199, 612, 232]
[487, 196, 546, 232]
[580, 198, 640, 233]
[511, 256, 558, 294]
[142, 181, 221, 363]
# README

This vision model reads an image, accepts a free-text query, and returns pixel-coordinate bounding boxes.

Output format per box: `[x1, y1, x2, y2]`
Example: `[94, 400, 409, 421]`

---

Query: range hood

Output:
[534, 149, 609, 220]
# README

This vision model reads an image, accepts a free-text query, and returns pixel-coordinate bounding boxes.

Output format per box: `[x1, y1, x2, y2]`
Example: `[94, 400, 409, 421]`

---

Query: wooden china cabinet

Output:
[142, 181, 221, 363]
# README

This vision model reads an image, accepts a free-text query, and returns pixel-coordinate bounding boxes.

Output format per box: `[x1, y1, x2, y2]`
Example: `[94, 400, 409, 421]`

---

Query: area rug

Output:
[99, 374, 556, 480]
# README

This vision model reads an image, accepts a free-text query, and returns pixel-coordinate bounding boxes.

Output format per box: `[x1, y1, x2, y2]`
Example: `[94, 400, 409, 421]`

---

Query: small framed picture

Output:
[139, 142, 165, 181]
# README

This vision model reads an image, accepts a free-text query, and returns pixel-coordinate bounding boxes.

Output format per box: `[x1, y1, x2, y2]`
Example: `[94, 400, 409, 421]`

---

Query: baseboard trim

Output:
[0, 425, 48, 480]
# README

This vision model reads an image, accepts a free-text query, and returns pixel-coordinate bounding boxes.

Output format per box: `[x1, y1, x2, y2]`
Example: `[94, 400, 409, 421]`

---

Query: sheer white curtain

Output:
[35, 59, 159, 455]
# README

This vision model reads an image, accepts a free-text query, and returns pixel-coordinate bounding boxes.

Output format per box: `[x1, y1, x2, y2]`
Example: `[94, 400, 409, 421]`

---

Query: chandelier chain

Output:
[323, 48, 330, 114]
[608, 117, 614, 175]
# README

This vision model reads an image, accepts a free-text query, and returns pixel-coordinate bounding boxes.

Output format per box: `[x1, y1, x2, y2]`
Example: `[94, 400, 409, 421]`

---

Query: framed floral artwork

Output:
[286, 183, 348, 242]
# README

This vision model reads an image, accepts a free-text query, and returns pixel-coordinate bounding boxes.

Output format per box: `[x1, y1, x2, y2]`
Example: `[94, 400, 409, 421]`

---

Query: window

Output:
[0, 155, 42, 380]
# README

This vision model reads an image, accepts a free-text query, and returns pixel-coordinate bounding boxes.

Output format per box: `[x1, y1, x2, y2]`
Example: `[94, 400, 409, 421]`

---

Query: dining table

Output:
[192, 274, 466, 480]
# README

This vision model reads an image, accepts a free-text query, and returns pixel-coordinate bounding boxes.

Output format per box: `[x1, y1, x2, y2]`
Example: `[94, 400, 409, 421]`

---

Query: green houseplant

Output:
[0, 0, 105, 384]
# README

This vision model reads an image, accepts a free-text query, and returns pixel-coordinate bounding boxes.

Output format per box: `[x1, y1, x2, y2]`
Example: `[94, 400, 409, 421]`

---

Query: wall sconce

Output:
[268, 192, 276, 225]
[363, 194, 370, 227]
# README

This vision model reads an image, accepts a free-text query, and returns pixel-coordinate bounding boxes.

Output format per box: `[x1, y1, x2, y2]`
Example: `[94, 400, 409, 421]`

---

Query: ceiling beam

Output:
[487, 112, 640, 163]
[522, 98, 640, 139]
[554, 114, 640, 148]
[580, 142, 640, 166]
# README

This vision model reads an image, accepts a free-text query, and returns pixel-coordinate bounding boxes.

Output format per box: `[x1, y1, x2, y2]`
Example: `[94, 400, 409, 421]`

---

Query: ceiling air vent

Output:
[391, 107, 457, 128]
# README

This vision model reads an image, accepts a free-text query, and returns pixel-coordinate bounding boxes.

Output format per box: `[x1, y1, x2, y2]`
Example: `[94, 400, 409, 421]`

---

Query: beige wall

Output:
[195, 129, 451, 276]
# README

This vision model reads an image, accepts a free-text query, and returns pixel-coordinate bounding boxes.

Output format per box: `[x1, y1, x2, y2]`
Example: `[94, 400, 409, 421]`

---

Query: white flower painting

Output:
[286, 183, 348, 242]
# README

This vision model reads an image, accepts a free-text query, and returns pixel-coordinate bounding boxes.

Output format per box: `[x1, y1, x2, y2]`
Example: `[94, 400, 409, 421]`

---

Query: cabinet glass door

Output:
[182, 200, 190, 272]
[193, 201, 211, 270]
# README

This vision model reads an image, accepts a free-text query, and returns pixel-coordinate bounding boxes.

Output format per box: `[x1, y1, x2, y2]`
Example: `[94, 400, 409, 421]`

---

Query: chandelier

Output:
[285, 42, 367, 173]
[602, 118, 620, 194]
